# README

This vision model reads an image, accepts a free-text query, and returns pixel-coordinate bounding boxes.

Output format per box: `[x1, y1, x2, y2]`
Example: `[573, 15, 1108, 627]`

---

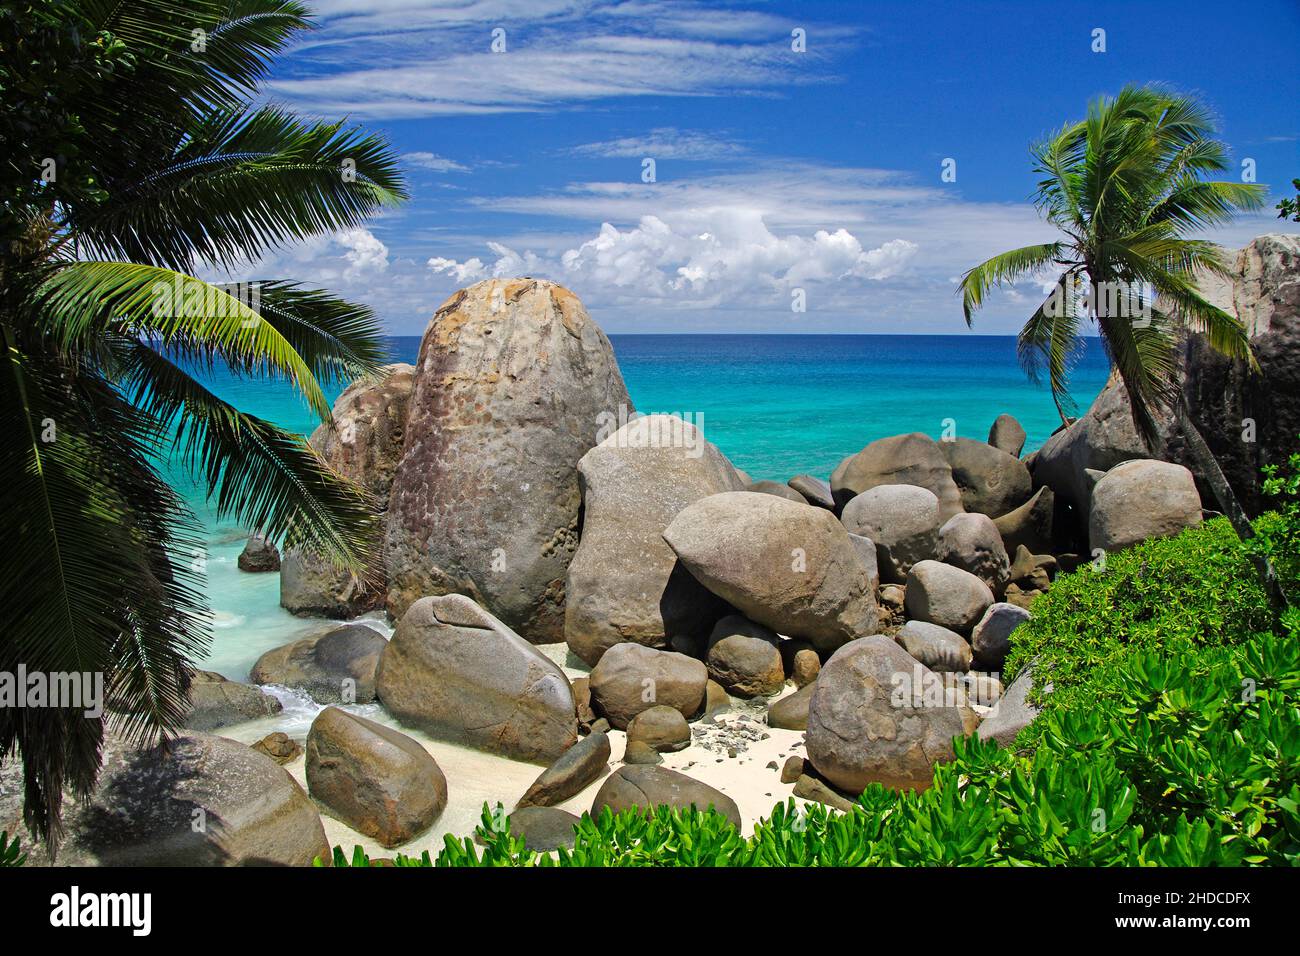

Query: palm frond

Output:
[1017, 273, 1084, 422]
[958, 242, 1064, 326]
[34, 262, 332, 418]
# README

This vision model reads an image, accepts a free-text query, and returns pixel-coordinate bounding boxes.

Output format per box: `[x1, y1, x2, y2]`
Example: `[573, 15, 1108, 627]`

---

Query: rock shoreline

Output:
[13, 239, 1292, 864]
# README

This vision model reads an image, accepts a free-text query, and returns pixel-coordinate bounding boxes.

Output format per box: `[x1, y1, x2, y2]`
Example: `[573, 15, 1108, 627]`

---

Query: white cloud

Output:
[337, 228, 390, 278]
[268, 2, 842, 118]
[569, 127, 745, 160]
[403, 152, 469, 172]
[425, 208, 918, 305]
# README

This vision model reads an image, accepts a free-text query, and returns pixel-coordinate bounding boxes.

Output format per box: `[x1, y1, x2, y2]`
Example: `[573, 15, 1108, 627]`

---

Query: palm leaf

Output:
[958, 242, 1064, 325]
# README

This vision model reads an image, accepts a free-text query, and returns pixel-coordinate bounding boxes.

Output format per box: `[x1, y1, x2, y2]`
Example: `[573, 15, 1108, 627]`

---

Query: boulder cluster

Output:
[25, 236, 1289, 864]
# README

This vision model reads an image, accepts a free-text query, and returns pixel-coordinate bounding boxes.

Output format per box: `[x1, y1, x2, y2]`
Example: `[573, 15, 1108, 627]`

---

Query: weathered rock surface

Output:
[592, 765, 741, 828]
[847, 532, 881, 595]
[1031, 369, 1148, 520]
[238, 533, 280, 572]
[793, 773, 856, 812]
[587, 642, 707, 730]
[181, 669, 282, 731]
[1088, 459, 1202, 552]
[249, 624, 387, 704]
[988, 414, 1027, 458]
[806, 636, 972, 793]
[767, 683, 814, 730]
[375, 594, 577, 762]
[565, 414, 745, 666]
[516, 732, 611, 809]
[281, 363, 415, 618]
[903, 560, 994, 635]
[485, 806, 582, 852]
[747, 479, 807, 503]
[306, 707, 447, 848]
[788, 474, 835, 510]
[993, 486, 1056, 555]
[939, 437, 1032, 517]
[622, 740, 663, 765]
[840, 484, 940, 583]
[937, 512, 1010, 594]
[384, 280, 631, 641]
[251, 732, 302, 765]
[970, 602, 1032, 672]
[626, 706, 691, 753]
[791, 647, 821, 688]
[830, 432, 964, 518]
[977, 666, 1047, 747]
[705, 615, 785, 698]
[664, 491, 878, 652]
[0, 730, 328, 866]
[893, 620, 972, 673]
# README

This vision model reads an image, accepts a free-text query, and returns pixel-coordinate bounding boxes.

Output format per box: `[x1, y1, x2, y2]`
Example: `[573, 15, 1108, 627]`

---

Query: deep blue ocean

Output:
[184, 334, 1110, 676]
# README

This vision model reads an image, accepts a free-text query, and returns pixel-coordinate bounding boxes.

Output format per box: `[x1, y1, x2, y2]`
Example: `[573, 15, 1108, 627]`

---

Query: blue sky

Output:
[240, 0, 1300, 334]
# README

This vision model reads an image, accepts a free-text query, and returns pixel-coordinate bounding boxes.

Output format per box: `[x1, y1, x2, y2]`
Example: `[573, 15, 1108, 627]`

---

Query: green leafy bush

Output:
[1002, 517, 1277, 728]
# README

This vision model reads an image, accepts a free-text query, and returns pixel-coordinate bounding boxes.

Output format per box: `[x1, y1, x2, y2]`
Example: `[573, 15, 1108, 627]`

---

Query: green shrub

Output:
[1003, 517, 1276, 729]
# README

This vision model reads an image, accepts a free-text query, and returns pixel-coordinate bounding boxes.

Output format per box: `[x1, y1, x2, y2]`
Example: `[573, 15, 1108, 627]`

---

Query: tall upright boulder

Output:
[939, 437, 1032, 518]
[565, 414, 745, 666]
[830, 432, 964, 519]
[384, 279, 631, 641]
[281, 363, 415, 617]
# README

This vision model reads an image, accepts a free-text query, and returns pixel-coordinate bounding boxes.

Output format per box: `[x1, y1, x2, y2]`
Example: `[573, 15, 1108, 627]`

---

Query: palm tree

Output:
[958, 84, 1285, 612]
[1, 0, 407, 848]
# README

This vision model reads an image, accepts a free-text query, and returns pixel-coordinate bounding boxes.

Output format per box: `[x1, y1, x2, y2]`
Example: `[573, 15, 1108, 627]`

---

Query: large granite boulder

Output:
[767, 682, 814, 730]
[893, 620, 972, 673]
[939, 437, 1032, 518]
[904, 560, 994, 635]
[249, 624, 387, 704]
[238, 533, 280, 572]
[936, 512, 1010, 594]
[840, 484, 941, 583]
[626, 705, 692, 753]
[591, 765, 741, 828]
[565, 414, 745, 666]
[181, 669, 282, 731]
[516, 732, 612, 809]
[384, 279, 631, 641]
[788, 474, 835, 510]
[587, 642, 707, 730]
[375, 594, 577, 763]
[305, 707, 447, 848]
[1030, 369, 1149, 522]
[988, 414, 1027, 458]
[705, 615, 785, 698]
[978, 666, 1047, 747]
[281, 363, 415, 618]
[1088, 459, 1202, 552]
[970, 602, 1032, 672]
[993, 486, 1056, 555]
[0, 730, 329, 866]
[830, 432, 964, 518]
[806, 636, 973, 793]
[664, 491, 878, 653]
[1171, 234, 1300, 515]
[747, 479, 807, 503]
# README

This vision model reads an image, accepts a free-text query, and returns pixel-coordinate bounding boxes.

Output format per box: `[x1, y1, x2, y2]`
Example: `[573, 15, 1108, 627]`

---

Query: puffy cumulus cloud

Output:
[337, 228, 390, 278]
[426, 209, 917, 303]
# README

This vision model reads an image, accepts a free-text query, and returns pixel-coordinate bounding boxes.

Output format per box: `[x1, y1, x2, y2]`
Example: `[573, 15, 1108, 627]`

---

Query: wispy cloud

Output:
[270, 1, 846, 118]
[403, 151, 470, 172]
[569, 127, 746, 160]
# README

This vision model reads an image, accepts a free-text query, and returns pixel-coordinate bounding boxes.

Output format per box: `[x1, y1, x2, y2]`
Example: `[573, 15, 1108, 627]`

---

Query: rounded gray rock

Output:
[588, 642, 708, 730]
[893, 620, 972, 673]
[904, 560, 994, 635]
[840, 484, 941, 583]
[937, 512, 1010, 594]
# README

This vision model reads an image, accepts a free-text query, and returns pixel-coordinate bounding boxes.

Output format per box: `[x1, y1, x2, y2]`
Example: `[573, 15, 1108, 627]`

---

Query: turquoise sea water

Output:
[180, 334, 1109, 677]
